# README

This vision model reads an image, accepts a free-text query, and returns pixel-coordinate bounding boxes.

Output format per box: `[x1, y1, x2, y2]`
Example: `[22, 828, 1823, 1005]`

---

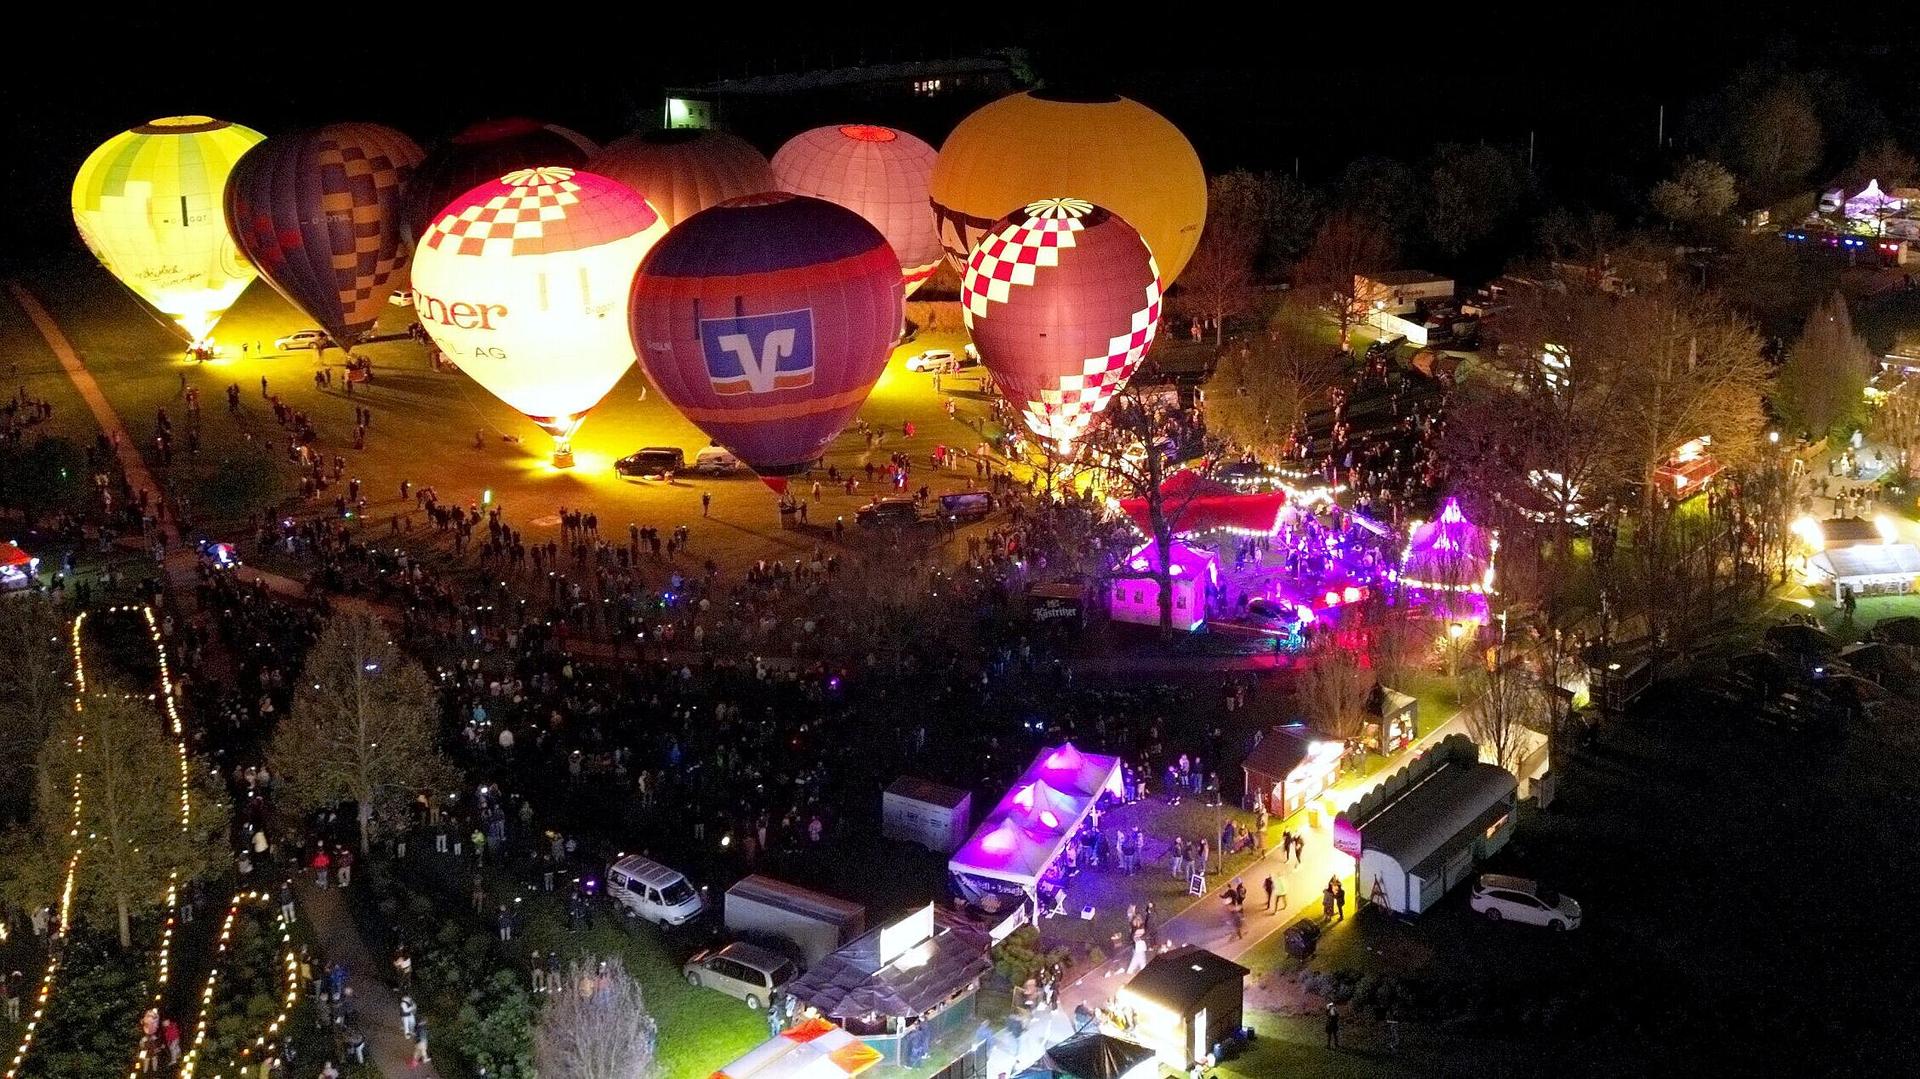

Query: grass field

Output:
[10, 253, 1003, 573]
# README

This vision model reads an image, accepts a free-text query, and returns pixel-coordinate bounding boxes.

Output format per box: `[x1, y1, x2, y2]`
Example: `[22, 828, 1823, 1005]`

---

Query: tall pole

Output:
[1656, 104, 1665, 149]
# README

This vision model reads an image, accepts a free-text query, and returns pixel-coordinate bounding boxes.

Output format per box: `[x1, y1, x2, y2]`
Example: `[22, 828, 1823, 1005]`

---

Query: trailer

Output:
[723, 875, 866, 969]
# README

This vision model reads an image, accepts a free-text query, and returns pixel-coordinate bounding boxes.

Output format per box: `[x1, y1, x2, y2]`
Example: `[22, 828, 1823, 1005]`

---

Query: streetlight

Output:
[1446, 621, 1466, 684]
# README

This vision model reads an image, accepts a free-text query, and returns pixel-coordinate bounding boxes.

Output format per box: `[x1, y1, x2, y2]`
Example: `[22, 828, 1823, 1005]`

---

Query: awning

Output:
[1116, 470, 1287, 537]
[711, 1018, 884, 1079]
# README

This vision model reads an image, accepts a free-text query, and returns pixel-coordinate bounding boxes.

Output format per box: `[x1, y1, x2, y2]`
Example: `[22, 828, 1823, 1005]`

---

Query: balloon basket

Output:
[551, 447, 575, 469]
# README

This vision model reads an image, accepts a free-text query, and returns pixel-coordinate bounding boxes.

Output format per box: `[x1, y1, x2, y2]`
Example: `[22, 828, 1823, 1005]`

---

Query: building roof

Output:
[727, 875, 865, 927]
[885, 776, 971, 809]
[1242, 726, 1312, 782]
[1353, 760, 1517, 871]
[1815, 543, 1920, 582]
[1819, 517, 1885, 548]
[783, 910, 991, 1020]
[671, 56, 1010, 98]
[1121, 947, 1249, 1013]
[1361, 269, 1452, 287]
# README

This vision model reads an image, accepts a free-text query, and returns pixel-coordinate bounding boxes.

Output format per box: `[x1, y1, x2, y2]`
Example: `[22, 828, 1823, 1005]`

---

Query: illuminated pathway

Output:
[4, 608, 302, 1079]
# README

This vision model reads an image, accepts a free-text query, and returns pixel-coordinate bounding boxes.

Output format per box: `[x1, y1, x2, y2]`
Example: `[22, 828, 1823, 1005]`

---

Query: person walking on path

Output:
[411, 1019, 430, 1068]
[1263, 875, 1276, 913]
[702, 490, 711, 517]
[312, 847, 331, 889]
[400, 994, 416, 1039]
[279, 879, 297, 924]
[336, 847, 353, 888]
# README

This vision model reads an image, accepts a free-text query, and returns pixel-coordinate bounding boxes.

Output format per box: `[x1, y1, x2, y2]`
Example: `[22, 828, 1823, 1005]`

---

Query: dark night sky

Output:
[5, 11, 1916, 266]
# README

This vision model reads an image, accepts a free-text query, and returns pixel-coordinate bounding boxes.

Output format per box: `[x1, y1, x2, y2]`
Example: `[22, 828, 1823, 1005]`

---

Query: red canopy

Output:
[1117, 469, 1288, 536]
[0, 544, 30, 569]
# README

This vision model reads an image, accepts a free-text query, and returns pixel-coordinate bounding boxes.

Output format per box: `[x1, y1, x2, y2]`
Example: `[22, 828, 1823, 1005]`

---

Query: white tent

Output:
[948, 743, 1124, 898]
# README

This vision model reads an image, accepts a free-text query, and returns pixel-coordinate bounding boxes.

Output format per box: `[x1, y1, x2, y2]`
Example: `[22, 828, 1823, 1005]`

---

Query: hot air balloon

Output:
[223, 123, 423, 346]
[772, 125, 941, 297]
[410, 167, 666, 468]
[930, 91, 1205, 283]
[71, 116, 265, 344]
[588, 129, 776, 230]
[631, 193, 901, 493]
[404, 118, 597, 241]
[961, 197, 1162, 454]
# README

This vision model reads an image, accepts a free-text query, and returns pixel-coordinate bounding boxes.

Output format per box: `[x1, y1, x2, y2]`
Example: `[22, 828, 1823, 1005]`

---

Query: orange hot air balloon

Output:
[930, 91, 1205, 283]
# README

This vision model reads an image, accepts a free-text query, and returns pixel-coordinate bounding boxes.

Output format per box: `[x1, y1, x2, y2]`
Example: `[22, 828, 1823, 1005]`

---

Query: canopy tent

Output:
[711, 1017, 884, 1079]
[1108, 540, 1220, 632]
[949, 743, 1124, 898]
[1398, 497, 1495, 594]
[1015, 1031, 1158, 1079]
[0, 542, 36, 590]
[1844, 180, 1906, 223]
[781, 910, 992, 1023]
[1115, 470, 1288, 537]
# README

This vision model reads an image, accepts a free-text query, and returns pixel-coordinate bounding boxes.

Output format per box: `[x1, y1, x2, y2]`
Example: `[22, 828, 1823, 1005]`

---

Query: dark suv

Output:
[615, 447, 686, 478]
[855, 497, 922, 527]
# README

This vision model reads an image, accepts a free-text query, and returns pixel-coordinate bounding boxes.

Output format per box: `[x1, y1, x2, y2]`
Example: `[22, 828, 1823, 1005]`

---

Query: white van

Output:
[693, 445, 744, 475]
[607, 854, 706, 926]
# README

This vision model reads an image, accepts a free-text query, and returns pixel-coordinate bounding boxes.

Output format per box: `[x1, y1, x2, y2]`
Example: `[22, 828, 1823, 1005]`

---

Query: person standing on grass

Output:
[1324, 1001, 1340, 1048]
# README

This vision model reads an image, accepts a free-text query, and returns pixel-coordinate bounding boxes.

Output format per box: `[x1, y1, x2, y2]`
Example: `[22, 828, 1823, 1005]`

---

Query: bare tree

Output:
[1202, 303, 1340, 462]
[533, 957, 660, 1079]
[1464, 653, 1541, 775]
[1176, 175, 1263, 347]
[1298, 635, 1375, 743]
[1080, 388, 1217, 636]
[269, 611, 455, 852]
[1292, 210, 1397, 350]
[0, 594, 70, 819]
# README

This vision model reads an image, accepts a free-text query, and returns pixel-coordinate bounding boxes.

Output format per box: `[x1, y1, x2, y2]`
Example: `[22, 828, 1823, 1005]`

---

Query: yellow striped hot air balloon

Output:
[71, 116, 265, 344]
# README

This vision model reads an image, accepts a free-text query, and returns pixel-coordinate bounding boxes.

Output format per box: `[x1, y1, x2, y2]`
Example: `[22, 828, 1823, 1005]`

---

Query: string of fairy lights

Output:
[4, 607, 300, 1079]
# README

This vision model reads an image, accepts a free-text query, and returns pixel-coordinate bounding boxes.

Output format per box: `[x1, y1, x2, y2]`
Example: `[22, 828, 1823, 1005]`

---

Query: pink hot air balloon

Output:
[962, 197, 1162, 453]
[772, 124, 941, 297]
[630, 193, 902, 494]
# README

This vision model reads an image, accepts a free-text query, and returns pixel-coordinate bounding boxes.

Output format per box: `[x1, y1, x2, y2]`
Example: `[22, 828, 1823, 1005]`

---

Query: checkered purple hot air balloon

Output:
[223, 123, 423, 345]
[961, 197, 1162, 453]
[630, 193, 902, 494]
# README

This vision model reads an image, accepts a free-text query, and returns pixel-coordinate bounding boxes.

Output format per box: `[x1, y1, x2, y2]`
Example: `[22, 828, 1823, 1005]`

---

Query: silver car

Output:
[683, 942, 797, 1010]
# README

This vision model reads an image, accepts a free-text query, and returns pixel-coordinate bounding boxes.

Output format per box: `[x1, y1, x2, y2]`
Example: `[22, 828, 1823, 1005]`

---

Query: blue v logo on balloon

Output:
[700, 309, 817, 395]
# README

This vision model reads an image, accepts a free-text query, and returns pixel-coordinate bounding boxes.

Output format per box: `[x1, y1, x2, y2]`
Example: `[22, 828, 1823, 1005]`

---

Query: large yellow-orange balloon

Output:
[71, 116, 265, 342]
[929, 92, 1205, 283]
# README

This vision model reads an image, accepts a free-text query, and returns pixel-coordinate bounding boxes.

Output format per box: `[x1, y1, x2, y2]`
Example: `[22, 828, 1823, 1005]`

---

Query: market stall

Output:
[1240, 724, 1342, 817]
[1107, 540, 1217, 632]
[1110, 947, 1249, 1070]
[0, 542, 37, 591]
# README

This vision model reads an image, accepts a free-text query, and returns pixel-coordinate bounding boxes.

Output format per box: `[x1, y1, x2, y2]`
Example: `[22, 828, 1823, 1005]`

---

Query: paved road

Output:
[297, 880, 441, 1077]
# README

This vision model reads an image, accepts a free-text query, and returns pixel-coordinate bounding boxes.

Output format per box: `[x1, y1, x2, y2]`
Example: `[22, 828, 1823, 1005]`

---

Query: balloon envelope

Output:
[405, 118, 597, 241]
[223, 123, 423, 343]
[930, 91, 1205, 283]
[631, 193, 901, 479]
[410, 167, 666, 430]
[961, 197, 1162, 452]
[72, 116, 265, 341]
[773, 125, 941, 297]
[589, 129, 776, 230]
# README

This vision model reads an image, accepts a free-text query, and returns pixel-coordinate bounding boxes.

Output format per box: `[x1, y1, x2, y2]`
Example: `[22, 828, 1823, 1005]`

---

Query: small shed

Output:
[1240, 724, 1342, 817]
[1108, 540, 1218, 633]
[1367, 686, 1418, 753]
[1113, 947, 1248, 1069]
[1811, 543, 1920, 601]
[883, 777, 972, 855]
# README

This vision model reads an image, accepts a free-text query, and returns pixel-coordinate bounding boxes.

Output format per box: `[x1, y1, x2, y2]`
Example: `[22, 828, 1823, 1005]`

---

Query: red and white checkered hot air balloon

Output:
[772, 125, 942, 297]
[410, 166, 668, 467]
[961, 197, 1162, 453]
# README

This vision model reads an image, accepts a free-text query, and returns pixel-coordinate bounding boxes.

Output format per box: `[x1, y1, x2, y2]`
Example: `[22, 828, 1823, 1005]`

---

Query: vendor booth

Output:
[1336, 734, 1517, 916]
[949, 743, 1125, 919]
[0, 542, 38, 591]
[1014, 1030, 1157, 1079]
[1240, 724, 1342, 817]
[710, 1016, 884, 1079]
[1111, 947, 1249, 1070]
[1107, 541, 1218, 632]
[1367, 686, 1418, 754]
[782, 906, 993, 1070]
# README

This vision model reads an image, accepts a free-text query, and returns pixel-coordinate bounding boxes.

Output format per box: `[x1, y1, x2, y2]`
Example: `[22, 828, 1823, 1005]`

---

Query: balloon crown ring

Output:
[1023, 197, 1096, 220]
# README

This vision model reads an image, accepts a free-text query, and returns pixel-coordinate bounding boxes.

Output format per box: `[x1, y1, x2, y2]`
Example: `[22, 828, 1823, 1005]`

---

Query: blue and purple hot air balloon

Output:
[630, 192, 902, 494]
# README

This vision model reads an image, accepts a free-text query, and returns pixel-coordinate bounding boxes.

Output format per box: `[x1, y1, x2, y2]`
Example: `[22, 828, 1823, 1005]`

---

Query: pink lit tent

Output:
[948, 743, 1124, 903]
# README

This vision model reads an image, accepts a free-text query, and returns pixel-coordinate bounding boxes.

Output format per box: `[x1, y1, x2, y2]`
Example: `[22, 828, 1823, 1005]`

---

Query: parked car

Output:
[682, 942, 797, 1010]
[607, 854, 705, 927]
[693, 445, 745, 475]
[275, 329, 333, 351]
[615, 447, 686, 478]
[1470, 874, 1582, 930]
[855, 497, 922, 528]
[388, 289, 414, 307]
[906, 348, 958, 373]
[963, 342, 979, 363]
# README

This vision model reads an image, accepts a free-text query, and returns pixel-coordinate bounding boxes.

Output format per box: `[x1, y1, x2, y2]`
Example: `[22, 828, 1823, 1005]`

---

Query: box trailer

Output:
[723, 875, 865, 968]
